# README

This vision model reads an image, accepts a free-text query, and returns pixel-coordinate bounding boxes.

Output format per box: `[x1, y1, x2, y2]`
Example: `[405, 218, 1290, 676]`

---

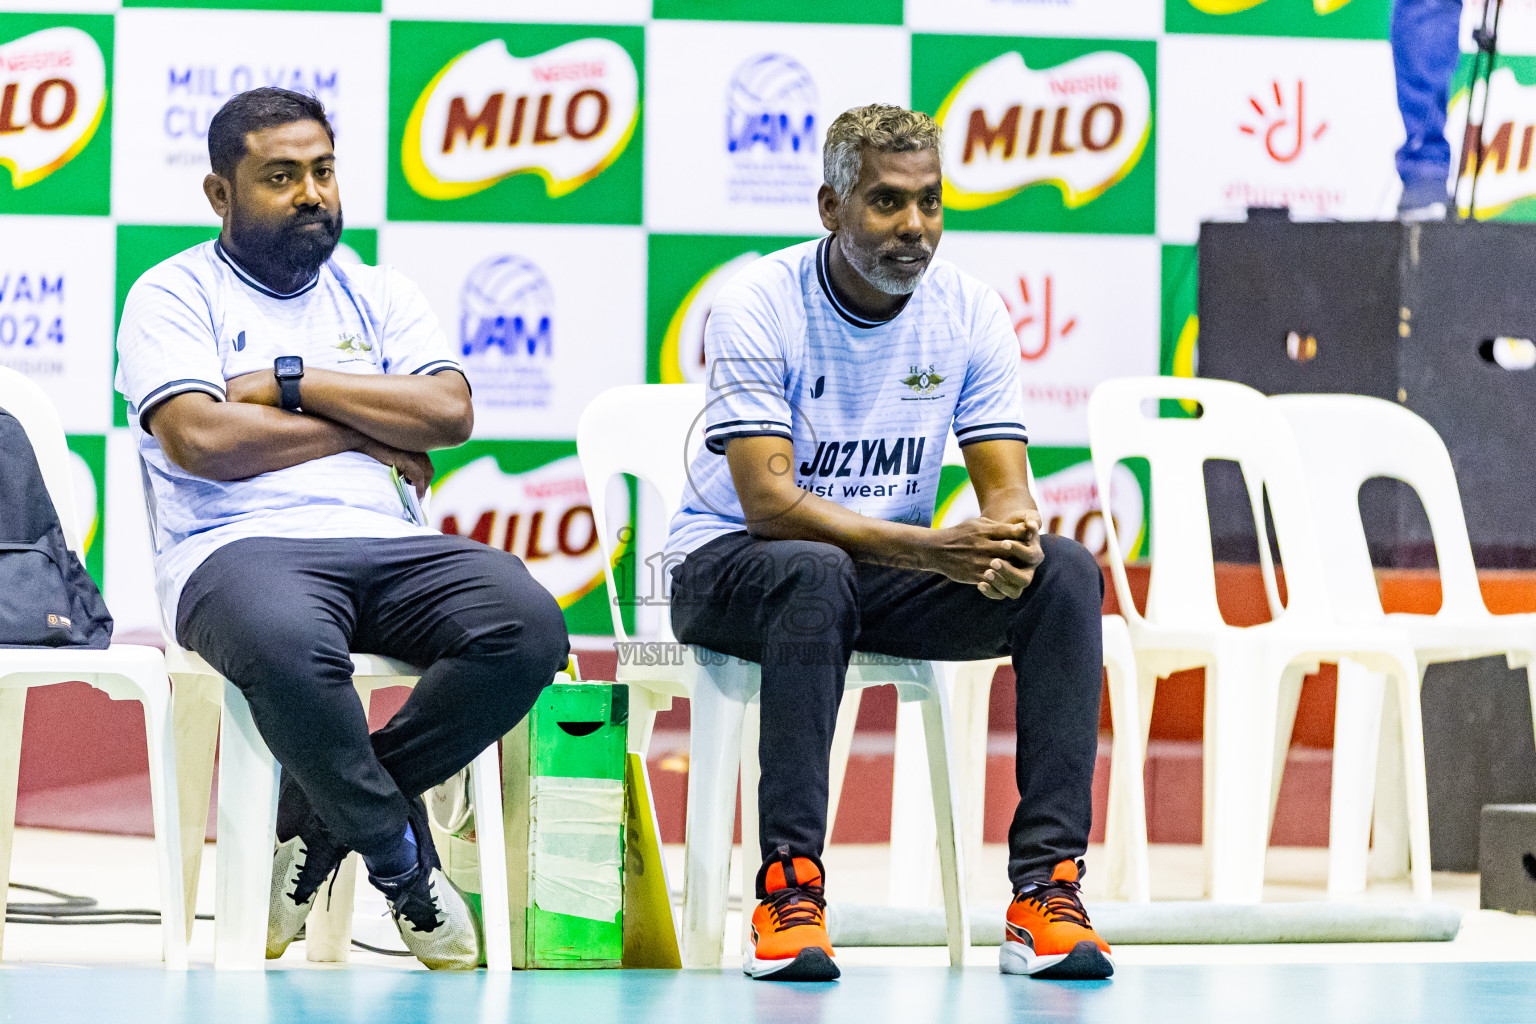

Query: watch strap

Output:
[278, 374, 302, 412]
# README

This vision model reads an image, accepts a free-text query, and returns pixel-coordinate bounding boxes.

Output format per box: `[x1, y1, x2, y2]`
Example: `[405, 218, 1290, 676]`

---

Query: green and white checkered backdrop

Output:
[0, 1, 1517, 637]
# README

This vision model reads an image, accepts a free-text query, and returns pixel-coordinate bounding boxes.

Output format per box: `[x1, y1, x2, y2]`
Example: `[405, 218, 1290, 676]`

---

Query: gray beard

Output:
[838, 235, 929, 296]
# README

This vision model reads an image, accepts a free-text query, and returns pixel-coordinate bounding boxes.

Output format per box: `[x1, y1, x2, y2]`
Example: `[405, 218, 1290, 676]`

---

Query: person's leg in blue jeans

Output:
[1392, 0, 1466, 214]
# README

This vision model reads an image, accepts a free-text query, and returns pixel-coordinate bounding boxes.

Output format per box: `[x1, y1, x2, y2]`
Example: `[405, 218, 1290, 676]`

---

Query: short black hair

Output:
[207, 87, 334, 178]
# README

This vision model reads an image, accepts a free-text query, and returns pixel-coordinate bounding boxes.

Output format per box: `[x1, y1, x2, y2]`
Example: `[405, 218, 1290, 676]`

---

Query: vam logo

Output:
[725, 53, 819, 205]
[402, 37, 638, 202]
[935, 49, 1150, 211]
[433, 454, 619, 609]
[1240, 80, 1328, 164]
[1000, 273, 1078, 361]
[659, 251, 759, 384]
[0, 269, 65, 371]
[0, 27, 107, 189]
[459, 254, 555, 410]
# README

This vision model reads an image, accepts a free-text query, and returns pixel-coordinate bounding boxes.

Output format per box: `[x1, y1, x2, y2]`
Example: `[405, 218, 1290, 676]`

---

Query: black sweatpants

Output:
[670, 531, 1104, 896]
[177, 534, 570, 860]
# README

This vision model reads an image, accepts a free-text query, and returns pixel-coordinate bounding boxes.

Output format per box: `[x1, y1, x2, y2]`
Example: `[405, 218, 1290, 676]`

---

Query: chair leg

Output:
[1204, 647, 1276, 904]
[215, 681, 280, 969]
[1368, 680, 1411, 882]
[680, 672, 747, 969]
[888, 698, 937, 906]
[738, 701, 761, 956]
[944, 662, 995, 902]
[139, 683, 189, 970]
[1389, 663, 1434, 902]
[1267, 663, 1308, 832]
[1102, 644, 1150, 902]
[1327, 659, 1385, 899]
[306, 681, 374, 965]
[304, 854, 358, 962]
[626, 686, 665, 756]
[471, 740, 513, 972]
[919, 688, 970, 966]
[0, 688, 25, 961]
[172, 673, 221, 943]
[825, 688, 863, 845]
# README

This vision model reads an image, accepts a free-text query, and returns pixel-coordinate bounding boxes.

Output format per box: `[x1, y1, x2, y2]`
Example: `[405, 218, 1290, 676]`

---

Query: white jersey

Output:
[115, 240, 461, 621]
[665, 237, 1027, 558]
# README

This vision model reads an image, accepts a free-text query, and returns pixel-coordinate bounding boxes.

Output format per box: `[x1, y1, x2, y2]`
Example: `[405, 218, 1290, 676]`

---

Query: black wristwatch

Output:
[274, 356, 304, 412]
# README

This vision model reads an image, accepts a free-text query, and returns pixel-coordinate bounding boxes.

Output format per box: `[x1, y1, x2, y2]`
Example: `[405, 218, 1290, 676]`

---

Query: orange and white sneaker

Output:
[1000, 859, 1114, 980]
[744, 852, 840, 981]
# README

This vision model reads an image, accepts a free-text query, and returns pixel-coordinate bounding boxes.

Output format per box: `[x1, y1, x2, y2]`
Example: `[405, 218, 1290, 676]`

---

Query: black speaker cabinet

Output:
[1198, 219, 1536, 568]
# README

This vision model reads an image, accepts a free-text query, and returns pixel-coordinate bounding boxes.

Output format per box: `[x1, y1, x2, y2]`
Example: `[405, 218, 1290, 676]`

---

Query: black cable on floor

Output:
[7, 881, 412, 956]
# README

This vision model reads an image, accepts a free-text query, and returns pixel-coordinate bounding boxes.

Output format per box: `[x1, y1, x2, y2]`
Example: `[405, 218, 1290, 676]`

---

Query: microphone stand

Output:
[1456, 0, 1505, 220]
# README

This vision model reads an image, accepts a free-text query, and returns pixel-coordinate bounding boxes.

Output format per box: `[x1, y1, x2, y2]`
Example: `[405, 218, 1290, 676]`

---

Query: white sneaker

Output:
[377, 865, 482, 970]
[267, 833, 344, 959]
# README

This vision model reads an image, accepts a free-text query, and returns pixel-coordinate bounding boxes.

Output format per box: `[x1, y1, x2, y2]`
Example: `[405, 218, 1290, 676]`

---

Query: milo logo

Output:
[402, 37, 639, 201]
[935, 49, 1150, 211]
[1451, 65, 1536, 219]
[432, 454, 623, 608]
[1186, 0, 1354, 12]
[0, 27, 106, 189]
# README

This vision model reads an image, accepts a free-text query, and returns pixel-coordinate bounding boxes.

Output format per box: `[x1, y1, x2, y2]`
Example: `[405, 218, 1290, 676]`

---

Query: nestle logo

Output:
[533, 61, 606, 83]
[1048, 74, 1120, 97]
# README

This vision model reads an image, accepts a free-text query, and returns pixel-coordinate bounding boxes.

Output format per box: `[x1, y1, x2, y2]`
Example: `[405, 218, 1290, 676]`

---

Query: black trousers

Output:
[177, 534, 569, 859]
[670, 531, 1104, 895]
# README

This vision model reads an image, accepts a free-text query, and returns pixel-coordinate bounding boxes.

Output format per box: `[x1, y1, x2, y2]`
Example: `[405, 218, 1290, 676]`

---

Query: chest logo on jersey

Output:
[900, 364, 945, 398]
[335, 332, 374, 359]
[797, 437, 927, 499]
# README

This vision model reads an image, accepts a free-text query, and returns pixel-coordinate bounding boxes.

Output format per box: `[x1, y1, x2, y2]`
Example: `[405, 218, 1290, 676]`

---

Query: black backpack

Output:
[0, 407, 113, 648]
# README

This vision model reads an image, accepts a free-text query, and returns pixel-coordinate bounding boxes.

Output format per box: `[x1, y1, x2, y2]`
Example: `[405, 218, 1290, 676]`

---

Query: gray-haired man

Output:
[664, 105, 1113, 982]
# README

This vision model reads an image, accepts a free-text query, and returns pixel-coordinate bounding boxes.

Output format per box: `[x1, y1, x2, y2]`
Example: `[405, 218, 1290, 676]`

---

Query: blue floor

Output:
[1, 963, 1534, 1024]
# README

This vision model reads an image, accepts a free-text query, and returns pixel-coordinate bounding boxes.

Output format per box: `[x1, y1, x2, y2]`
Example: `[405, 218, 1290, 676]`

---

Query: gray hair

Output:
[823, 104, 942, 204]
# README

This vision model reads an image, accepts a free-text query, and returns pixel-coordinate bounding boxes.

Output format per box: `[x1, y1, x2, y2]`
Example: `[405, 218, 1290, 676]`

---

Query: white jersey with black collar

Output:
[115, 240, 461, 619]
[665, 236, 1027, 559]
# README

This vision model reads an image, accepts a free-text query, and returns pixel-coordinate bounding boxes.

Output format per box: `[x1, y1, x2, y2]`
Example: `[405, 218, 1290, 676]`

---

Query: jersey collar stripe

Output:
[955, 421, 1028, 436]
[816, 237, 899, 330]
[409, 359, 462, 376]
[704, 428, 793, 453]
[707, 418, 792, 432]
[214, 239, 321, 300]
[957, 430, 1030, 446]
[136, 378, 226, 418]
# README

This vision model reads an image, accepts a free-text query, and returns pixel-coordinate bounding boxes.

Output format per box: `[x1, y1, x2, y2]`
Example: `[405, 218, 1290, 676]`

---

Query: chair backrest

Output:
[576, 384, 706, 641]
[1271, 394, 1487, 619]
[0, 364, 83, 555]
[1087, 376, 1332, 630]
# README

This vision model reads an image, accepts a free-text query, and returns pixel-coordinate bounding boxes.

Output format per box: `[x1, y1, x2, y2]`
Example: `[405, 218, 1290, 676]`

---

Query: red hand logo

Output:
[1001, 274, 1078, 361]
[1240, 80, 1327, 164]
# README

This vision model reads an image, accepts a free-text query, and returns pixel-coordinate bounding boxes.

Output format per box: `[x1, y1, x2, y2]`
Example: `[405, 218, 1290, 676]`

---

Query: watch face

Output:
[275, 356, 303, 378]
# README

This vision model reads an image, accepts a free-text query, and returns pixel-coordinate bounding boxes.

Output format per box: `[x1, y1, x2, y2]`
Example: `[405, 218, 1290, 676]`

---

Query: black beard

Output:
[227, 203, 343, 292]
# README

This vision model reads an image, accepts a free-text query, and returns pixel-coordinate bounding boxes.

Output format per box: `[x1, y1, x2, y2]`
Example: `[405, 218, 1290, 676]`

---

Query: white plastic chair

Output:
[1087, 376, 1432, 903]
[137, 462, 513, 970]
[1273, 393, 1536, 896]
[0, 364, 187, 968]
[921, 440, 1150, 903]
[576, 383, 970, 968]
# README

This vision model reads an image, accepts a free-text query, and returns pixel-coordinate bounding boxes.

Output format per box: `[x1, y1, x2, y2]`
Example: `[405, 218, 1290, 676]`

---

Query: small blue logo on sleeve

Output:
[234, 330, 246, 352]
